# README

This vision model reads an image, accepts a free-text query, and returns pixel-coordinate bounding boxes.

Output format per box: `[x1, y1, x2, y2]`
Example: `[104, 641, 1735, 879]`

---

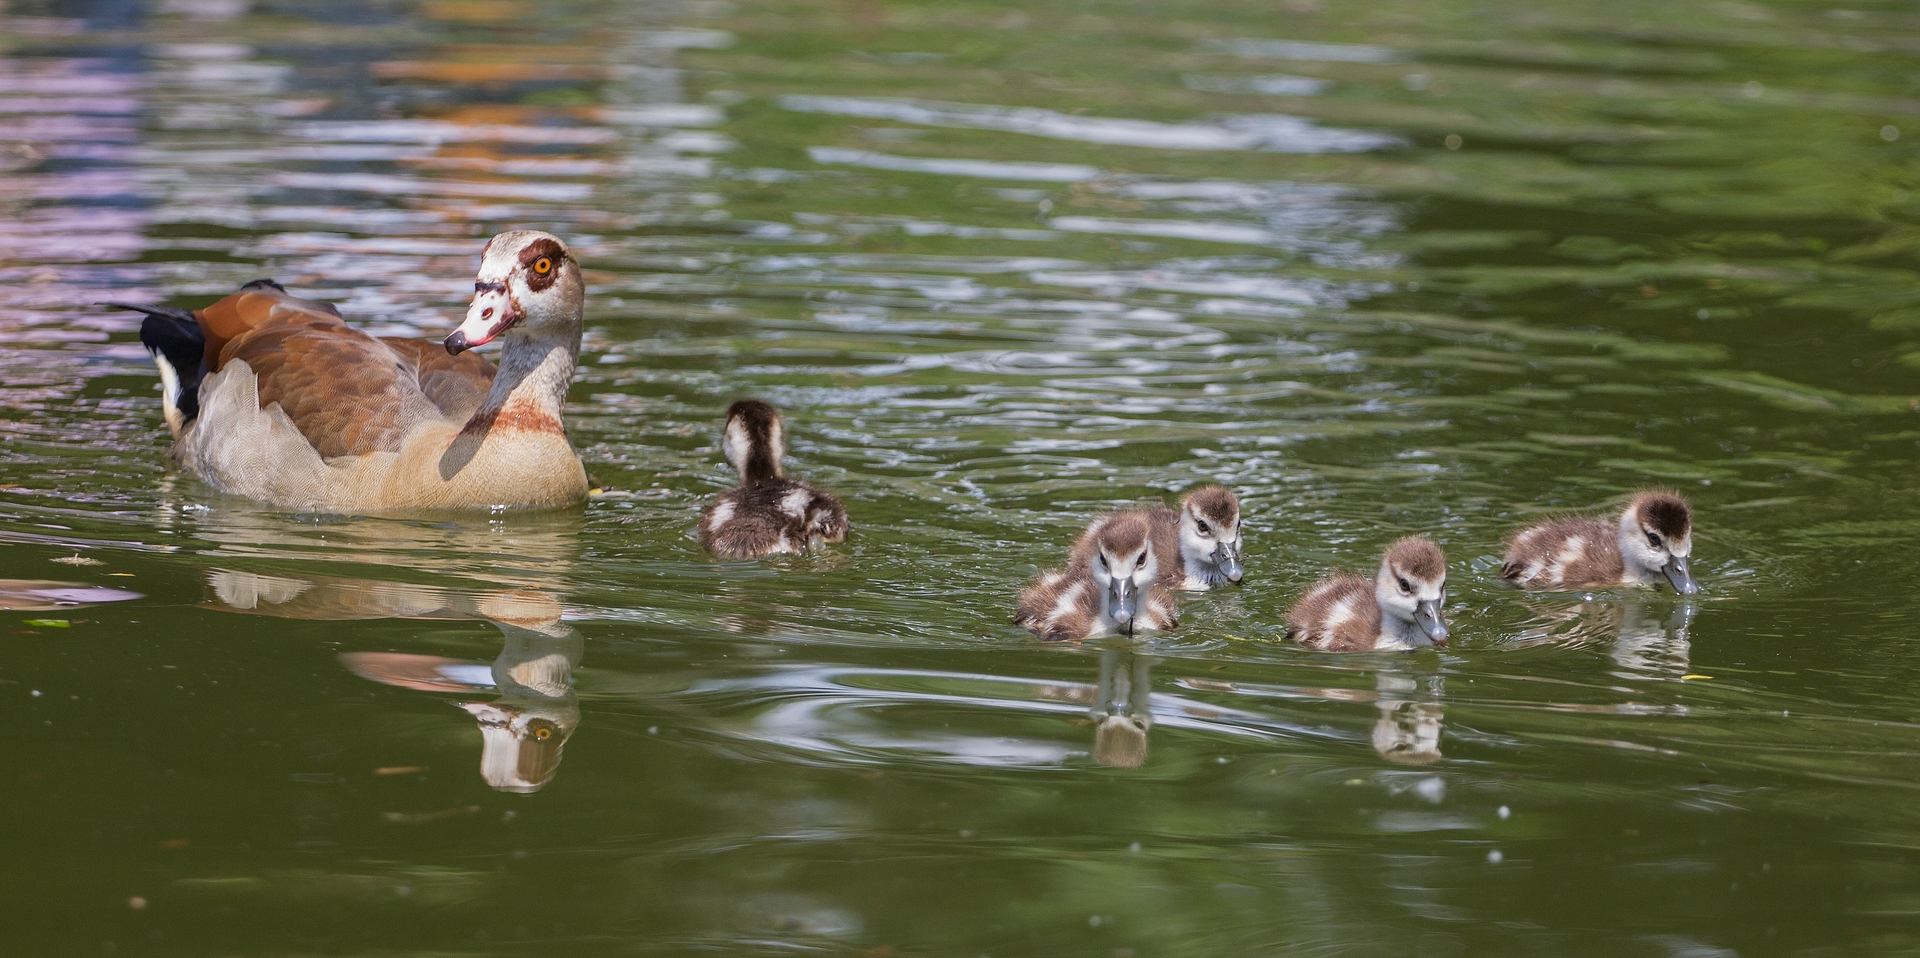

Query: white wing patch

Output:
[1549, 536, 1587, 586]
[780, 487, 811, 517]
[706, 500, 735, 531]
[1051, 580, 1086, 621]
[1322, 597, 1356, 637]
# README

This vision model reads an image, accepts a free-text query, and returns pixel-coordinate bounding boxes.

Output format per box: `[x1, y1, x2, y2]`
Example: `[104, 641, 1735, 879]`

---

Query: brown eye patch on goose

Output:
[517, 238, 569, 292]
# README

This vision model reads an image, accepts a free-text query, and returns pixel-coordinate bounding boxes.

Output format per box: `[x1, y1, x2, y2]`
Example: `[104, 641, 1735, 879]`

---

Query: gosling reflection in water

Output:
[1513, 595, 1700, 681]
[1091, 648, 1155, 768]
[1371, 672, 1445, 765]
[208, 571, 582, 793]
[1611, 597, 1699, 680]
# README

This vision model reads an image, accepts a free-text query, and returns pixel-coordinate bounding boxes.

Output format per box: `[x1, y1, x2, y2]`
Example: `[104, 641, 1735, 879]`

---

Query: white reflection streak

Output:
[283, 120, 621, 144]
[1183, 74, 1332, 96]
[271, 171, 594, 201]
[1202, 37, 1408, 63]
[1049, 215, 1282, 246]
[701, 664, 1332, 767]
[808, 146, 1102, 182]
[780, 95, 1400, 153]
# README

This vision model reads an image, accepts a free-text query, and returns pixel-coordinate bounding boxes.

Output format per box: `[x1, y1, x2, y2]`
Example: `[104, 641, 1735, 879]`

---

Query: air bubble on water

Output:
[1883, 125, 1901, 142]
[1498, 805, 1511, 820]
[1414, 776, 1446, 803]
[1487, 849, 1504, 864]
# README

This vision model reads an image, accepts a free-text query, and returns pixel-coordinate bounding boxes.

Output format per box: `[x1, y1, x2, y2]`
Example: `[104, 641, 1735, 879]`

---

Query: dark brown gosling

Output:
[699, 400, 849, 559]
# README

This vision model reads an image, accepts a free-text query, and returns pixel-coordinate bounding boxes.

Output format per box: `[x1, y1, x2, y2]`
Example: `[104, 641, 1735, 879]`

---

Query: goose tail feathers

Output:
[106, 301, 206, 436]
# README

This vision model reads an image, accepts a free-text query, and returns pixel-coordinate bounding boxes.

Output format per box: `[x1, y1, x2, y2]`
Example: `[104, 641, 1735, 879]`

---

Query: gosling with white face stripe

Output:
[1501, 491, 1698, 594]
[1287, 537, 1450, 652]
[1017, 512, 1178, 642]
[1068, 485, 1245, 592]
[698, 400, 849, 559]
[1158, 485, 1244, 590]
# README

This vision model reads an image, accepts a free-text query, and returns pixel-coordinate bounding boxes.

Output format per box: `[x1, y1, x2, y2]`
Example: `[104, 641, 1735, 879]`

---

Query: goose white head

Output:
[1178, 485, 1243, 585]
[1373, 536, 1450, 647]
[1617, 491, 1698, 595]
[1087, 512, 1157, 635]
[446, 230, 585, 354]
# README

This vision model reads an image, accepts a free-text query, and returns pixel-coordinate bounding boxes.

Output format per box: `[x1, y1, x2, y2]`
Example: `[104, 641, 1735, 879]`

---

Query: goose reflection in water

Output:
[206, 571, 582, 793]
[1512, 595, 1701, 681]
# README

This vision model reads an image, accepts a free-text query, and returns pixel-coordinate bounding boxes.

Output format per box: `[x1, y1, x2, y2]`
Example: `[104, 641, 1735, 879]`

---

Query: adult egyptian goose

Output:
[1287, 537, 1450, 652]
[1073, 486, 1244, 592]
[1016, 511, 1178, 642]
[1501, 491, 1699, 594]
[698, 400, 850, 559]
[108, 230, 588, 511]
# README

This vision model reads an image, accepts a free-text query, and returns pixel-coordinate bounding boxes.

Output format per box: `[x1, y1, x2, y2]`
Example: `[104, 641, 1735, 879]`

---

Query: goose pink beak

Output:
[445, 285, 520, 354]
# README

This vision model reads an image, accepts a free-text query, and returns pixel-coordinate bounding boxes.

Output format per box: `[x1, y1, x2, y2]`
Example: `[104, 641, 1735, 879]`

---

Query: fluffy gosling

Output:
[1017, 512, 1178, 642]
[699, 400, 849, 559]
[1069, 486, 1245, 592]
[1501, 491, 1698, 594]
[1288, 537, 1450, 652]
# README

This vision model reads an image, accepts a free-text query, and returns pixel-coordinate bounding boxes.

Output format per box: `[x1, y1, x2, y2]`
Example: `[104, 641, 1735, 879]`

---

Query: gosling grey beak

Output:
[1214, 539, 1243, 584]
[1108, 575, 1136, 628]
[1662, 555, 1699, 595]
[1415, 598, 1449, 646]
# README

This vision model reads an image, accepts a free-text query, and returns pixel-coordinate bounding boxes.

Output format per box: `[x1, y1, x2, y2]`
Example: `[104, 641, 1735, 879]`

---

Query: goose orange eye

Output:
[534, 727, 552, 741]
[532, 256, 553, 275]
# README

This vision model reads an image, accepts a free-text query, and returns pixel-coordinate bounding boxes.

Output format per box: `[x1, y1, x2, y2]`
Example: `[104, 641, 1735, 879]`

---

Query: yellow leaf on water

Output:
[1681, 673, 1713, 680]
[23, 619, 69, 628]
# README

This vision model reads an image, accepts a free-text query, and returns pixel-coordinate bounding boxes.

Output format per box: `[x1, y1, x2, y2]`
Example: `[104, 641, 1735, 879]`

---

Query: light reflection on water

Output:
[5, 0, 1920, 952]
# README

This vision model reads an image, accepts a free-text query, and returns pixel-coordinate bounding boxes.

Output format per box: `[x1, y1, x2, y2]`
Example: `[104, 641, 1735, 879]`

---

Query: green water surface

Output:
[4, 0, 1920, 953]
